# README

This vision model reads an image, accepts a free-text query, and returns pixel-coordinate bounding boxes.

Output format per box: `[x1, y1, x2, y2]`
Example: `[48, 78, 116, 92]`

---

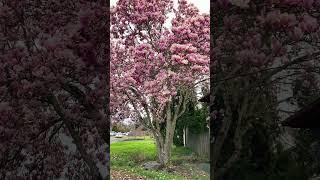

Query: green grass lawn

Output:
[111, 136, 210, 180]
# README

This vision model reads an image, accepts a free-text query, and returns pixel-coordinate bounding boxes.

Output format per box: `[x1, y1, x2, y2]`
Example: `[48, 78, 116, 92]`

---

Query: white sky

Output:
[110, 0, 210, 14]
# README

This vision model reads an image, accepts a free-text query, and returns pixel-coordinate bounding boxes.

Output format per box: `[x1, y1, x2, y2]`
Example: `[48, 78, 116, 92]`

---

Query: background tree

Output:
[0, 0, 108, 179]
[211, 0, 320, 179]
[174, 98, 209, 147]
[112, 122, 131, 133]
[110, 0, 209, 167]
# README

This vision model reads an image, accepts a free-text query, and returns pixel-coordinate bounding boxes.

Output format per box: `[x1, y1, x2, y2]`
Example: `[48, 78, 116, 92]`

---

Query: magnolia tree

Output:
[111, 0, 209, 166]
[211, 0, 320, 179]
[0, 0, 108, 179]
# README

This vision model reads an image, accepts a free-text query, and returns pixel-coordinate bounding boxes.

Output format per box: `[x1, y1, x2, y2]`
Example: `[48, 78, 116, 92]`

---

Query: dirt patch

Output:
[111, 169, 146, 180]
[164, 163, 209, 179]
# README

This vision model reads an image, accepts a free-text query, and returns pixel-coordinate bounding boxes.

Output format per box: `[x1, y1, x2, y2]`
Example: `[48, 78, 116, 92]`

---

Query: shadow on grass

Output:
[122, 138, 146, 141]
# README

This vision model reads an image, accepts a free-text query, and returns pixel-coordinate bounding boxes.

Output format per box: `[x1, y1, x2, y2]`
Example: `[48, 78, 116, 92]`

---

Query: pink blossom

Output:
[299, 14, 318, 33]
[111, 0, 209, 118]
[181, 59, 188, 64]
[171, 55, 183, 62]
[303, 0, 315, 8]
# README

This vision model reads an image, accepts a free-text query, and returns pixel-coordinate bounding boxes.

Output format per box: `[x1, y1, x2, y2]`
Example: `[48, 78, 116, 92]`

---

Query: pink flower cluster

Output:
[111, 0, 209, 115]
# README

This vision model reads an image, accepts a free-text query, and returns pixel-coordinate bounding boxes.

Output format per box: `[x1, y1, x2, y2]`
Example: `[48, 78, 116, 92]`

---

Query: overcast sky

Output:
[110, 0, 210, 14]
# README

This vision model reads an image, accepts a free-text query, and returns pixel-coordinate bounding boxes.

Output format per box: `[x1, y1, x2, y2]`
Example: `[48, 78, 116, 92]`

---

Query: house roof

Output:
[199, 93, 210, 103]
[281, 98, 320, 128]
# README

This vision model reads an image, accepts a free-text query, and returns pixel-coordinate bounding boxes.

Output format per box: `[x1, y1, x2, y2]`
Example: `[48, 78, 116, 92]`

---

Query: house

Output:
[281, 97, 320, 138]
[128, 125, 149, 137]
[281, 98, 320, 179]
[281, 98, 320, 128]
[199, 93, 210, 103]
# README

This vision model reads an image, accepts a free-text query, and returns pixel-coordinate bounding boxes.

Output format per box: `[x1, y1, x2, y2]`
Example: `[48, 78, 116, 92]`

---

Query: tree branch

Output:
[212, 51, 320, 87]
[215, 94, 251, 179]
[30, 119, 62, 141]
[48, 93, 102, 180]
[242, 51, 320, 93]
[127, 87, 156, 129]
[125, 91, 153, 130]
[61, 83, 109, 144]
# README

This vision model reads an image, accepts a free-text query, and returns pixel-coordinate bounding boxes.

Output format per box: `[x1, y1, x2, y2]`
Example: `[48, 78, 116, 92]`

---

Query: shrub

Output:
[174, 102, 209, 146]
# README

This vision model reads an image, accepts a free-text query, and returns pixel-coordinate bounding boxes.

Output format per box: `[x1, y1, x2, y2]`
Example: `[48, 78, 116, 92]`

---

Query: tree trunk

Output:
[152, 117, 177, 167]
[146, 92, 187, 168]
[48, 94, 103, 179]
[155, 138, 171, 167]
[152, 131, 166, 167]
[211, 102, 233, 180]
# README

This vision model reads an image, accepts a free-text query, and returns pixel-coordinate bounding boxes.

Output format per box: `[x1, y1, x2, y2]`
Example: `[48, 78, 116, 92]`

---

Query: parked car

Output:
[110, 131, 116, 136]
[115, 133, 123, 138]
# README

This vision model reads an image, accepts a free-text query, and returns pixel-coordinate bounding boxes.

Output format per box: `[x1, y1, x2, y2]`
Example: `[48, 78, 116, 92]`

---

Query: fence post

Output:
[183, 128, 186, 146]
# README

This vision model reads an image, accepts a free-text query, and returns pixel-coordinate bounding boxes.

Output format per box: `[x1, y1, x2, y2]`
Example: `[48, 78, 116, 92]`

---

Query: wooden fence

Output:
[184, 127, 210, 158]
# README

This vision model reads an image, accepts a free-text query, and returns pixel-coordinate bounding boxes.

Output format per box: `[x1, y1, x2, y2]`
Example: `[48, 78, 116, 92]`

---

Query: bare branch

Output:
[48, 93, 102, 180]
